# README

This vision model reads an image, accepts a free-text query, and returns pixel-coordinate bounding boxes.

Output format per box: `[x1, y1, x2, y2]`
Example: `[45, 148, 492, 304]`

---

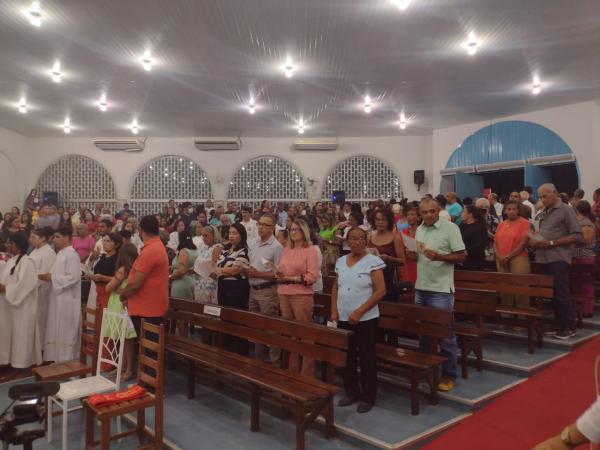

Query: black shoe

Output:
[337, 396, 358, 407]
[554, 329, 576, 340]
[356, 401, 373, 414]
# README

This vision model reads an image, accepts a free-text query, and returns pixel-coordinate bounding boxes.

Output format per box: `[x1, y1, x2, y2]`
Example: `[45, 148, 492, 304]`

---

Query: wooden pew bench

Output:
[454, 270, 554, 354]
[165, 298, 350, 450]
[377, 302, 452, 416]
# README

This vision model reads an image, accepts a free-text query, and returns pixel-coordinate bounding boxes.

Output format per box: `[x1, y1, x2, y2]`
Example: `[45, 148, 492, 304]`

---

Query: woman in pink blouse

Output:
[277, 218, 319, 377]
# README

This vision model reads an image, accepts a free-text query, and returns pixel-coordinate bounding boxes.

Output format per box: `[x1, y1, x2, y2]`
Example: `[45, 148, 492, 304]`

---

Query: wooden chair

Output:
[33, 305, 101, 383]
[83, 321, 165, 450]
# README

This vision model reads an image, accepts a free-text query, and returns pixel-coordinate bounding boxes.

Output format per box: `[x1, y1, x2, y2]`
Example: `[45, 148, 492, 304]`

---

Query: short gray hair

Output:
[538, 183, 558, 194]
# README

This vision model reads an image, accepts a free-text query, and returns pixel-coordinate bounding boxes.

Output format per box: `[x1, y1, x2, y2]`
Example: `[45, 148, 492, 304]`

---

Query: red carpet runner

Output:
[423, 336, 600, 450]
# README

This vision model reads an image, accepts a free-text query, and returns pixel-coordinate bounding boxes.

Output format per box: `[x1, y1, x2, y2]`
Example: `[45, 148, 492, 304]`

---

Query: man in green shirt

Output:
[407, 198, 466, 392]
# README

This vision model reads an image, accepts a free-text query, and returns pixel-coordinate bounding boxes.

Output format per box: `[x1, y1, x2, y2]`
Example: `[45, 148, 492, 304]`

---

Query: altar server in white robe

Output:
[29, 227, 56, 346]
[0, 232, 42, 368]
[42, 226, 82, 362]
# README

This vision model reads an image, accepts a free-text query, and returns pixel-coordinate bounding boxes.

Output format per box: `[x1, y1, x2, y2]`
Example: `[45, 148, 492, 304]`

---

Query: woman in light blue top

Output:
[331, 227, 386, 414]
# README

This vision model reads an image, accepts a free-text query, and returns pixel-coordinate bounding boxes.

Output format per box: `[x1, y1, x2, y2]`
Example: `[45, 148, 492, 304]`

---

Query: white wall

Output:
[25, 135, 432, 206]
[0, 127, 30, 213]
[432, 101, 600, 198]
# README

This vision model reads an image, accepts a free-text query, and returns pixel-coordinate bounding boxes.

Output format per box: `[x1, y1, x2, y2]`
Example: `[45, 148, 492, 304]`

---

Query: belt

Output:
[251, 282, 277, 290]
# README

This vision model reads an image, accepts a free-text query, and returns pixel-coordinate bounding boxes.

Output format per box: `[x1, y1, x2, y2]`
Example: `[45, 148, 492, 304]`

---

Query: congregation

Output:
[1, 183, 598, 414]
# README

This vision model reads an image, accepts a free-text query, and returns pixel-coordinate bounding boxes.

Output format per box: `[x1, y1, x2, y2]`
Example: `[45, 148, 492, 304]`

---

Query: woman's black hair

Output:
[349, 211, 364, 225]
[575, 200, 594, 222]
[464, 204, 484, 222]
[369, 207, 394, 231]
[7, 231, 29, 275]
[32, 226, 54, 241]
[177, 230, 197, 251]
[228, 222, 248, 251]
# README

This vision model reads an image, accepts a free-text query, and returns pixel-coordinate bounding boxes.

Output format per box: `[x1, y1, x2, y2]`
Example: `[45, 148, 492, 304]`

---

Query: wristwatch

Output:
[550, 240, 555, 247]
[560, 426, 573, 448]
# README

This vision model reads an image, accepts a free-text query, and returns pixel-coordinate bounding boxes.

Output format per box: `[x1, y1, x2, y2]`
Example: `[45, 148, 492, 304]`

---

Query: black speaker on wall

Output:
[413, 170, 425, 185]
[42, 191, 59, 206]
[332, 190, 346, 205]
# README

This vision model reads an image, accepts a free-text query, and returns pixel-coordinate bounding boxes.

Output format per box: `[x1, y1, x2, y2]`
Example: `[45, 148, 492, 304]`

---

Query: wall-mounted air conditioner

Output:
[439, 165, 476, 176]
[476, 159, 526, 172]
[194, 137, 241, 151]
[293, 138, 338, 151]
[93, 138, 146, 152]
[527, 154, 575, 166]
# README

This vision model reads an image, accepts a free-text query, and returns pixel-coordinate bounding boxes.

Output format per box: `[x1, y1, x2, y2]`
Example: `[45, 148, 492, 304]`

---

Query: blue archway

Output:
[443, 120, 577, 198]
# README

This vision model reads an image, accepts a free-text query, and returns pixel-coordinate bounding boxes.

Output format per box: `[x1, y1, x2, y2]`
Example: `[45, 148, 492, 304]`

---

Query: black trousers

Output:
[217, 278, 250, 355]
[540, 261, 574, 329]
[338, 317, 379, 404]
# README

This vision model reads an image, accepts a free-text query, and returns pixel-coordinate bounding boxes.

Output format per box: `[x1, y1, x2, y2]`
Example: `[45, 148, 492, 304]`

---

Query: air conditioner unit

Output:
[293, 139, 338, 151]
[439, 165, 476, 176]
[527, 153, 575, 166]
[194, 137, 241, 151]
[93, 138, 145, 152]
[476, 159, 525, 172]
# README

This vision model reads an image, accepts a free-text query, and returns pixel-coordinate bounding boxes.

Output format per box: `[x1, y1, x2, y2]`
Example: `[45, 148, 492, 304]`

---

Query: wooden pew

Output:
[165, 298, 350, 450]
[454, 270, 554, 353]
[454, 289, 497, 379]
[569, 263, 595, 328]
[377, 302, 452, 416]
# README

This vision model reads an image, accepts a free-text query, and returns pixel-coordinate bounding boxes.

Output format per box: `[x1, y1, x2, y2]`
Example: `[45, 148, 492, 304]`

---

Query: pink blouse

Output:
[277, 246, 319, 295]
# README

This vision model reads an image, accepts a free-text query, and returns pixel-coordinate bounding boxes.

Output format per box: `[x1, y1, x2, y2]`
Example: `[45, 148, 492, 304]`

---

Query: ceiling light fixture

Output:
[532, 76, 542, 95]
[51, 61, 62, 83]
[27, 1, 42, 27]
[98, 93, 108, 112]
[282, 57, 296, 78]
[465, 31, 479, 56]
[298, 119, 305, 134]
[140, 50, 153, 71]
[63, 117, 71, 134]
[131, 119, 139, 135]
[391, 0, 412, 11]
[18, 97, 27, 114]
[399, 111, 407, 130]
[248, 98, 256, 114]
[363, 95, 372, 114]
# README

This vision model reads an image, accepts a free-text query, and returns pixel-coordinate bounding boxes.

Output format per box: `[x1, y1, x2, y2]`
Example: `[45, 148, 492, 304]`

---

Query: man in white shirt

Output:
[488, 193, 503, 219]
[240, 206, 259, 241]
[521, 191, 536, 220]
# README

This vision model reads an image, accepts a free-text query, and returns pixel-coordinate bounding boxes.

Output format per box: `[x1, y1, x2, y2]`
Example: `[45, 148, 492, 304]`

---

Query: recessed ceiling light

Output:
[248, 98, 256, 114]
[282, 57, 296, 78]
[140, 50, 153, 71]
[63, 117, 71, 134]
[18, 97, 27, 114]
[98, 93, 108, 112]
[364, 95, 372, 114]
[399, 111, 408, 130]
[532, 76, 542, 95]
[27, 1, 42, 27]
[391, 0, 411, 11]
[298, 119, 305, 134]
[51, 61, 61, 83]
[465, 32, 479, 56]
[131, 119, 139, 134]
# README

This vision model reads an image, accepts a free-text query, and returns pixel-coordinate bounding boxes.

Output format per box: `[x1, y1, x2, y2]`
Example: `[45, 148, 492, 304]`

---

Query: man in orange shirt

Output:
[120, 215, 169, 337]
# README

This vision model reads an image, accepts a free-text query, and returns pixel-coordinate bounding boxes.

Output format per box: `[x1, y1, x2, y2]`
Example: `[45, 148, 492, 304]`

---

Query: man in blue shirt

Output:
[445, 192, 463, 225]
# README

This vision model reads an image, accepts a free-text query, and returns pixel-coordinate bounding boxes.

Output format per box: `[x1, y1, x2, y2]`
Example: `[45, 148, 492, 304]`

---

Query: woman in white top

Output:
[28, 227, 56, 346]
[0, 232, 42, 368]
[167, 219, 186, 252]
[193, 225, 222, 303]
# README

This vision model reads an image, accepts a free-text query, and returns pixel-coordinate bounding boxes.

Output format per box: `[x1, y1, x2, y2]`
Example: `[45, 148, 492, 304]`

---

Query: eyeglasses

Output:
[258, 222, 273, 227]
[289, 227, 301, 232]
[347, 237, 366, 242]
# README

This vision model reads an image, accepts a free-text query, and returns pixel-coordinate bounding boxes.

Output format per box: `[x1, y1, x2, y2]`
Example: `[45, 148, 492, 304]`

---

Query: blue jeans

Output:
[414, 289, 458, 380]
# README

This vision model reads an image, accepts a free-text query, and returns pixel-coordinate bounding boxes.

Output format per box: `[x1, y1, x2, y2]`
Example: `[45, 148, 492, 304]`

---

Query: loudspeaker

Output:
[332, 190, 345, 205]
[413, 170, 425, 185]
[42, 191, 59, 206]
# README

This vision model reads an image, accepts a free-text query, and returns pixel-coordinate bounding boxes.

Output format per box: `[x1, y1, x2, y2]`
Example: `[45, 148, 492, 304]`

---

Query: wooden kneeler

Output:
[83, 321, 165, 450]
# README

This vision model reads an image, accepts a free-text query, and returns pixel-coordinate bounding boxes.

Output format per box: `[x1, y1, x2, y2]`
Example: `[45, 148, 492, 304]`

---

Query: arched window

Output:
[322, 156, 401, 205]
[228, 156, 307, 209]
[130, 155, 212, 217]
[35, 155, 117, 210]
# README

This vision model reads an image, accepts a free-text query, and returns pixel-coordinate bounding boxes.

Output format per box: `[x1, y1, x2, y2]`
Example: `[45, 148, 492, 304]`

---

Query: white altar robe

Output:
[29, 244, 56, 347]
[0, 254, 42, 368]
[44, 245, 82, 362]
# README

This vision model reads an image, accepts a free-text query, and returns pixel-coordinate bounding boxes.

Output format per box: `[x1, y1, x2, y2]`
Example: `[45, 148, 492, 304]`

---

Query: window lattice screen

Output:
[322, 156, 402, 204]
[228, 156, 307, 209]
[35, 155, 117, 211]
[130, 155, 212, 217]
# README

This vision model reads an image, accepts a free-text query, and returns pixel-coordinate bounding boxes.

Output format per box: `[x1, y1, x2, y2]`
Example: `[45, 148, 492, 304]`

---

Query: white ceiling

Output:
[0, 0, 599, 138]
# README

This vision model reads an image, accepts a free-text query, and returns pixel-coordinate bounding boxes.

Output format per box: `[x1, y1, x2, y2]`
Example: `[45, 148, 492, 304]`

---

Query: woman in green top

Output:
[318, 213, 340, 273]
[105, 242, 138, 380]
[170, 230, 199, 299]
